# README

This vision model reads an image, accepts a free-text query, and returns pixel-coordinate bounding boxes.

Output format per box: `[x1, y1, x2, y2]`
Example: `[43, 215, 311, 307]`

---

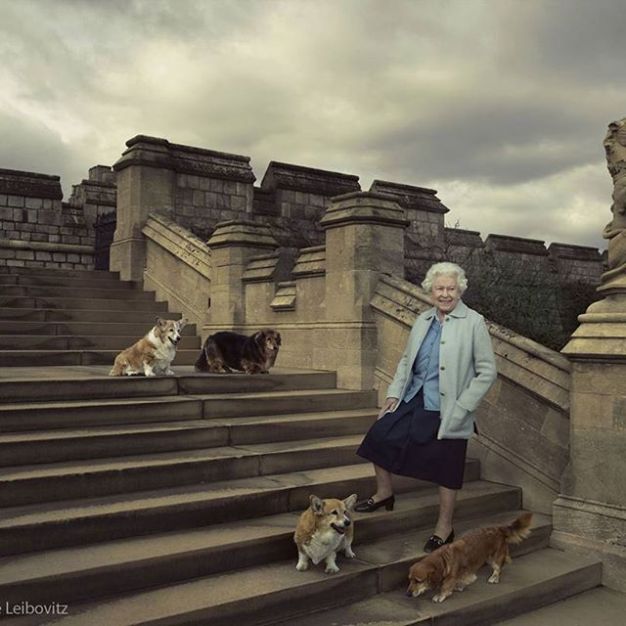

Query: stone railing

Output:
[371, 273, 571, 514]
[142, 213, 211, 327]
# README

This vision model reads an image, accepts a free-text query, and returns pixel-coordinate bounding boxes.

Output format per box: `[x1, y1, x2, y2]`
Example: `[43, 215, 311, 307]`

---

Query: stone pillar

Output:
[206, 220, 278, 328]
[320, 191, 408, 389]
[555, 117, 626, 591]
[110, 136, 175, 281]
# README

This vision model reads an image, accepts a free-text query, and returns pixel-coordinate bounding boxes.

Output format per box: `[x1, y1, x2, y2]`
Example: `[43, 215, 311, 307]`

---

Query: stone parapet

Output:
[485, 234, 548, 256]
[445, 227, 484, 248]
[261, 161, 359, 196]
[68, 165, 117, 229]
[115, 135, 256, 183]
[369, 179, 449, 214]
[0, 168, 63, 200]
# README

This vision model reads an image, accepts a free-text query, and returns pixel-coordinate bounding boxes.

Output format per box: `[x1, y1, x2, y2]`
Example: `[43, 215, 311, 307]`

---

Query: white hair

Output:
[421, 262, 468, 294]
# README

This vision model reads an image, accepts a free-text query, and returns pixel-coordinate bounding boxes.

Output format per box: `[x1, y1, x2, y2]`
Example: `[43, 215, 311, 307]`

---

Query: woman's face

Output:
[430, 274, 461, 316]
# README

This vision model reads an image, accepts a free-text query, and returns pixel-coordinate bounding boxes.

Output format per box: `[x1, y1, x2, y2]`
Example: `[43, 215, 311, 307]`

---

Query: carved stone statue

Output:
[602, 118, 626, 273]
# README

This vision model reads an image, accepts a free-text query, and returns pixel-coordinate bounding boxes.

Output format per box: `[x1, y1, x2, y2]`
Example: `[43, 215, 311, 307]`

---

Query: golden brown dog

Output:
[195, 329, 281, 374]
[109, 317, 187, 377]
[294, 494, 357, 574]
[407, 512, 533, 603]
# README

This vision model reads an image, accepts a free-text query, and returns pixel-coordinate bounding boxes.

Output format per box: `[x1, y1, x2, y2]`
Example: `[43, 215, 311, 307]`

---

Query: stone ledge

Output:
[243, 252, 281, 283]
[548, 242, 602, 262]
[261, 161, 360, 196]
[0, 168, 63, 200]
[370, 179, 449, 214]
[445, 227, 484, 247]
[270, 281, 296, 311]
[114, 135, 256, 183]
[292, 246, 326, 278]
[486, 234, 548, 256]
[0, 239, 94, 254]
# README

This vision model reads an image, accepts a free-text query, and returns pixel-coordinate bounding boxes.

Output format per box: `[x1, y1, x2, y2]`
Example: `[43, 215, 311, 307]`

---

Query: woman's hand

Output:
[377, 397, 399, 419]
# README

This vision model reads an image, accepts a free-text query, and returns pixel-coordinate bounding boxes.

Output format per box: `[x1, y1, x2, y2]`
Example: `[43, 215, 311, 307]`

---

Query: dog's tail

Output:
[502, 512, 533, 544]
[194, 347, 209, 372]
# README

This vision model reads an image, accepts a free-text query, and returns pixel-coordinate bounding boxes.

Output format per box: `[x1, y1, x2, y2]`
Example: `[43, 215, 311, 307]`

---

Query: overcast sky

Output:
[1, 0, 625, 249]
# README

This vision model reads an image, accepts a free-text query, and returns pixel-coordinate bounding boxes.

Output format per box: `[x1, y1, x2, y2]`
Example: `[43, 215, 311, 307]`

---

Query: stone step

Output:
[0, 388, 373, 430]
[0, 462, 481, 555]
[0, 296, 168, 311]
[9, 528, 597, 626]
[0, 488, 527, 608]
[271, 551, 601, 626]
[0, 320, 198, 336]
[0, 267, 120, 280]
[0, 348, 200, 367]
[0, 274, 140, 290]
[0, 334, 201, 350]
[493, 586, 626, 625]
[0, 409, 375, 465]
[0, 395, 204, 431]
[0, 284, 156, 300]
[0, 435, 368, 507]
[0, 307, 185, 323]
[0, 369, 337, 403]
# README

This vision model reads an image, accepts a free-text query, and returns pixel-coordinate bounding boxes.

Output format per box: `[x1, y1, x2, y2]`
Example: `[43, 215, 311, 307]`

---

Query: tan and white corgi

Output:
[109, 317, 187, 377]
[294, 494, 357, 574]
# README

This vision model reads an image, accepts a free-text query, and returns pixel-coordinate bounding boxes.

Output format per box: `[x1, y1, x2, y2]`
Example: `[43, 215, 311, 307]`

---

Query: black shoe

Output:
[423, 529, 455, 553]
[354, 495, 395, 512]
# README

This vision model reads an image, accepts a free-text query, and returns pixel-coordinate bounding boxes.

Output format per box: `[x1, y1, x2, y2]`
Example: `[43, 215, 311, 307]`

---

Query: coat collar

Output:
[424, 299, 468, 320]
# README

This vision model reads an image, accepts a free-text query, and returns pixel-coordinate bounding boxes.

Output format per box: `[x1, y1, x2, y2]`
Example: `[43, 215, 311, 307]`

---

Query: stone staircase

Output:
[0, 266, 200, 367]
[0, 268, 606, 625]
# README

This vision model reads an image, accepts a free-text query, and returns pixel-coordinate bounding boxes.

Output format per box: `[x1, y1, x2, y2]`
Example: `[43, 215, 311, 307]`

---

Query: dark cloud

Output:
[0, 0, 623, 247]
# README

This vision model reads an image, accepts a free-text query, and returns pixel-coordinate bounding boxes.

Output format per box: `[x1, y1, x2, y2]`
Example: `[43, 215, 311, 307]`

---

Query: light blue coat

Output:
[387, 300, 497, 439]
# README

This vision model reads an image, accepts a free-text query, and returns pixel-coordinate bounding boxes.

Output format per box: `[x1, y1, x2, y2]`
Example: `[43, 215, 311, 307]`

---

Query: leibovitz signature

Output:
[0, 601, 69, 616]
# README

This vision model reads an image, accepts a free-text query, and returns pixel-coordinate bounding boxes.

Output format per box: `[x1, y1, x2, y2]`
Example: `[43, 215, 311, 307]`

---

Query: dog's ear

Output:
[155, 317, 165, 327]
[309, 495, 325, 515]
[178, 317, 188, 329]
[276, 332, 282, 346]
[253, 331, 265, 346]
[343, 494, 358, 511]
[427, 558, 445, 586]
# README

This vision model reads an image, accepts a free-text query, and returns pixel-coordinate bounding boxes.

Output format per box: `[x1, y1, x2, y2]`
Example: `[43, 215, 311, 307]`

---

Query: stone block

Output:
[0, 207, 12, 220]
[25, 197, 43, 209]
[35, 251, 52, 261]
[13, 208, 25, 222]
[52, 253, 66, 262]
[6, 259, 25, 267]
[67, 253, 80, 263]
[15, 249, 35, 260]
[0, 249, 16, 259]
[7, 195, 24, 208]
[0, 194, 7, 206]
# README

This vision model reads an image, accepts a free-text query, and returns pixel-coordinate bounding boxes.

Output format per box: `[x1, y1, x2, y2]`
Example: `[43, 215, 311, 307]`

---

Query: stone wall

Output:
[68, 165, 116, 229]
[0, 168, 94, 270]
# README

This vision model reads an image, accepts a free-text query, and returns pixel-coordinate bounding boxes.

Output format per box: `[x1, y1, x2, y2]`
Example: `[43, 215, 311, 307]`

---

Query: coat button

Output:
[441, 340, 446, 345]
[440, 391, 445, 396]
[440, 366, 445, 371]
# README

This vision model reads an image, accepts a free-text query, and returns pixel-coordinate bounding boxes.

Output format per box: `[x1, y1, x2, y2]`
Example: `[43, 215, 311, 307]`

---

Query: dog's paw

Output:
[324, 564, 340, 574]
[488, 573, 500, 584]
[432, 593, 449, 603]
[344, 547, 356, 559]
[296, 561, 309, 571]
[165, 369, 175, 376]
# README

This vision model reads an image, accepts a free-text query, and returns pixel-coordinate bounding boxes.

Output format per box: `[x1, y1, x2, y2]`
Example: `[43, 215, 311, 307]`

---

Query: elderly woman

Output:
[355, 262, 497, 552]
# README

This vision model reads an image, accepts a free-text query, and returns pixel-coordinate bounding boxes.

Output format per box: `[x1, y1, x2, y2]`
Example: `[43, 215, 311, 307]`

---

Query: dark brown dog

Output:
[407, 513, 532, 603]
[195, 329, 281, 374]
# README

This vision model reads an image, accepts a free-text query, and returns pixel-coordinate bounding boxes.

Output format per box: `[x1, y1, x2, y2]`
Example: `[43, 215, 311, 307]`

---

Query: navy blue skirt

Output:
[356, 391, 468, 490]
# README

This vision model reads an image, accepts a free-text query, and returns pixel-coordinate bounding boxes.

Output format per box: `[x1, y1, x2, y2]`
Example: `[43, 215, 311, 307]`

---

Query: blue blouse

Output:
[403, 316, 442, 410]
